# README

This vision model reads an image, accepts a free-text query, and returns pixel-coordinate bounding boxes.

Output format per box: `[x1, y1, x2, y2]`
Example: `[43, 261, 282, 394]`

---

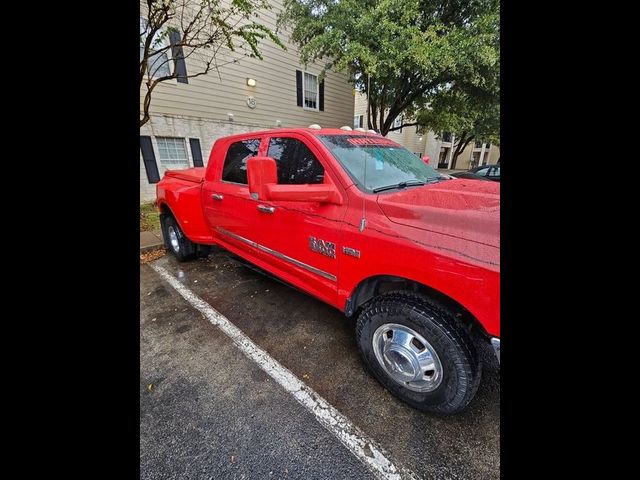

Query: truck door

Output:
[202, 137, 266, 257]
[248, 134, 348, 304]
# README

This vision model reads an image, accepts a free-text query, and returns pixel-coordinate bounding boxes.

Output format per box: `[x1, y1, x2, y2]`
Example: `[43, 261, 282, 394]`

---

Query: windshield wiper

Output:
[372, 180, 425, 193]
[428, 175, 450, 183]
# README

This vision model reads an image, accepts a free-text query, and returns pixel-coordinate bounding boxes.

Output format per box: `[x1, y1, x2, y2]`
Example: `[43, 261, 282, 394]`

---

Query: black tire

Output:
[160, 214, 196, 262]
[356, 291, 481, 414]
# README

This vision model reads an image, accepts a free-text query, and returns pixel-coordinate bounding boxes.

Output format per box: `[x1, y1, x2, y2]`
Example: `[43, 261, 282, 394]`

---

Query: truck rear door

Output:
[202, 136, 265, 254]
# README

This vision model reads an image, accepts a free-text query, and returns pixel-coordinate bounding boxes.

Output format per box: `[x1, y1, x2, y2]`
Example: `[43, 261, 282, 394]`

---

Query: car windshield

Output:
[317, 134, 444, 193]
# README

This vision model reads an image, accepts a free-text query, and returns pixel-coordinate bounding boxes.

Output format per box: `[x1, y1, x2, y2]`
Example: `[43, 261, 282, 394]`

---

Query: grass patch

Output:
[140, 202, 161, 232]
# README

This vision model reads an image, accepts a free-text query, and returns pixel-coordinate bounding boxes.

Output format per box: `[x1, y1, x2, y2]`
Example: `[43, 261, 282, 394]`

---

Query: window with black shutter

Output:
[140, 136, 160, 183]
[189, 138, 204, 167]
[296, 70, 303, 107]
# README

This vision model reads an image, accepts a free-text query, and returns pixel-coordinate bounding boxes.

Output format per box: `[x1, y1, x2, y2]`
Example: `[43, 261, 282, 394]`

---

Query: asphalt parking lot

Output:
[140, 248, 500, 479]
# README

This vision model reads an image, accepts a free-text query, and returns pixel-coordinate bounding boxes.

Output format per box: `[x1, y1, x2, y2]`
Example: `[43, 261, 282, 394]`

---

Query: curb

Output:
[140, 230, 165, 253]
[140, 243, 165, 254]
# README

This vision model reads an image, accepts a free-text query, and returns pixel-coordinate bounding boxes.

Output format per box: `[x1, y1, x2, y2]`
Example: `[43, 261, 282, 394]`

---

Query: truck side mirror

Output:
[247, 155, 342, 205]
[247, 156, 278, 200]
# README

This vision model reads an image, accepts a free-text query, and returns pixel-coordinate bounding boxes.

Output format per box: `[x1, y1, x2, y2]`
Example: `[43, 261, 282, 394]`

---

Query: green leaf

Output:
[280, 0, 499, 136]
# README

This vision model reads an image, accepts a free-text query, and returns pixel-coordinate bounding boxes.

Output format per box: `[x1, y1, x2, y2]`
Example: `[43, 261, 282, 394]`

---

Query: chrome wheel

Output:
[372, 323, 443, 392]
[167, 225, 180, 253]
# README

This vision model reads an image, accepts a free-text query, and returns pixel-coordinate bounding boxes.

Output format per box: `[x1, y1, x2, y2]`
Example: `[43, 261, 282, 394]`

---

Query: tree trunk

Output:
[140, 84, 154, 127]
[370, 95, 378, 131]
[140, 112, 150, 128]
[450, 133, 474, 169]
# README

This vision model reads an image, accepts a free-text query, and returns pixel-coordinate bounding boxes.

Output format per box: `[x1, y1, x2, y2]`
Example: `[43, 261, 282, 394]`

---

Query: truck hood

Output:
[376, 178, 500, 248]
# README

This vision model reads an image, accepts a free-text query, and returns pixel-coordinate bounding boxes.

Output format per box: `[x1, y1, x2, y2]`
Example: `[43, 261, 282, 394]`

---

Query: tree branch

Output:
[452, 132, 474, 163]
[387, 122, 419, 132]
[140, 0, 282, 127]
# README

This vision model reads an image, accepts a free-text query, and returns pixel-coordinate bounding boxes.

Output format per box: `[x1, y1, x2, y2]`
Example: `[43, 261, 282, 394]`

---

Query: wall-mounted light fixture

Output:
[419, 137, 423, 142]
[276, 120, 282, 127]
[246, 78, 257, 87]
[228, 113, 234, 121]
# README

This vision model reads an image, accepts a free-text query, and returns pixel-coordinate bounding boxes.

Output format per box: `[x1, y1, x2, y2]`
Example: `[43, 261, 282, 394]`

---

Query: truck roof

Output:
[217, 128, 379, 142]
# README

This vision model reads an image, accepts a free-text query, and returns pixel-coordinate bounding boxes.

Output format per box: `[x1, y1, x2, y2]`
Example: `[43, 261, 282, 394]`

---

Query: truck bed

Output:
[163, 167, 206, 183]
[156, 167, 214, 244]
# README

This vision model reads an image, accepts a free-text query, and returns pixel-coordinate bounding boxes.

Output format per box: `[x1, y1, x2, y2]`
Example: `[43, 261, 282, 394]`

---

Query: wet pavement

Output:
[140, 248, 500, 479]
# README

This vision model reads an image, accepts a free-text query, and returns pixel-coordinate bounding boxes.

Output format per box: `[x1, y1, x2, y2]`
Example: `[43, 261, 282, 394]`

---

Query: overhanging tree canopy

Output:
[280, 0, 499, 136]
[415, 77, 499, 167]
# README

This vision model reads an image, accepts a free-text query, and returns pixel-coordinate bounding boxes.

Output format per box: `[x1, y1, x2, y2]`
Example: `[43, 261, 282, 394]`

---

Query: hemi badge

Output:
[342, 247, 361, 258]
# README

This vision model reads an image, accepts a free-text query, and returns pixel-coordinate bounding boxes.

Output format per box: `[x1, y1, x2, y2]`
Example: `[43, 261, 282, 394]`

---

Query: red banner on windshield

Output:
[347, 137, 398, 147]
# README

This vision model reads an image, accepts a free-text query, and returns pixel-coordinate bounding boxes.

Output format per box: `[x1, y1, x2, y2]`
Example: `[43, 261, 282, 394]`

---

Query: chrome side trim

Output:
[491, 338, 500, 364]
[217, 227, 337, 282]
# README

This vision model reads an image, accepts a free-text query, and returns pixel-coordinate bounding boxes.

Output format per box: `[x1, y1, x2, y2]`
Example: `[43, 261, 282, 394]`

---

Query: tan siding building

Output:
[353, 92, 499, 171]
[140, 0, 355, 201]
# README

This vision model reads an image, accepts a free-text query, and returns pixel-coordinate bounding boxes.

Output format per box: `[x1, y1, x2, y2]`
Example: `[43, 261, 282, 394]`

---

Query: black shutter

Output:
[140, 136, 160, 184]
[169, 30, 188, 84]
[189, 138, 204, 167]
[296, 70, 303, 107]
[319, 79, 325, 111]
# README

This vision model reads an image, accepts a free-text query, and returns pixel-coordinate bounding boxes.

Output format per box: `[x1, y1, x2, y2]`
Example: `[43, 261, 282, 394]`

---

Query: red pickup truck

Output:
[156, 128, 499, 414]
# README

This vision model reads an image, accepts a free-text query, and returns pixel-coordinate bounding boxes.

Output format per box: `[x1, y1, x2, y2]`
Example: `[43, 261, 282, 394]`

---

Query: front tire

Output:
[356, 291, 481, 414]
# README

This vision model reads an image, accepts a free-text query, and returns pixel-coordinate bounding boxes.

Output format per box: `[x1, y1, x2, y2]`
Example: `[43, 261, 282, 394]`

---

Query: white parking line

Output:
[151, 263, 419, 480]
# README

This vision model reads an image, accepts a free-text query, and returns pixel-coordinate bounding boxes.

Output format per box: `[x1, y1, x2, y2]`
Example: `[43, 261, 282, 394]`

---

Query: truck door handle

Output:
[212, 194, 224, 201]
[257, 205, 275, 214]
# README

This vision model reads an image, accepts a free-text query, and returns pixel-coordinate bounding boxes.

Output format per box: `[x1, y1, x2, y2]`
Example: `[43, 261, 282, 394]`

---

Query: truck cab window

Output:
[267, 137, 324, 184]
[222, 139, 261, 184]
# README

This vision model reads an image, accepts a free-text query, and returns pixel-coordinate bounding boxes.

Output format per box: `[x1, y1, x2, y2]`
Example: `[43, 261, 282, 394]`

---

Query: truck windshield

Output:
[317, 134, 444, 193]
